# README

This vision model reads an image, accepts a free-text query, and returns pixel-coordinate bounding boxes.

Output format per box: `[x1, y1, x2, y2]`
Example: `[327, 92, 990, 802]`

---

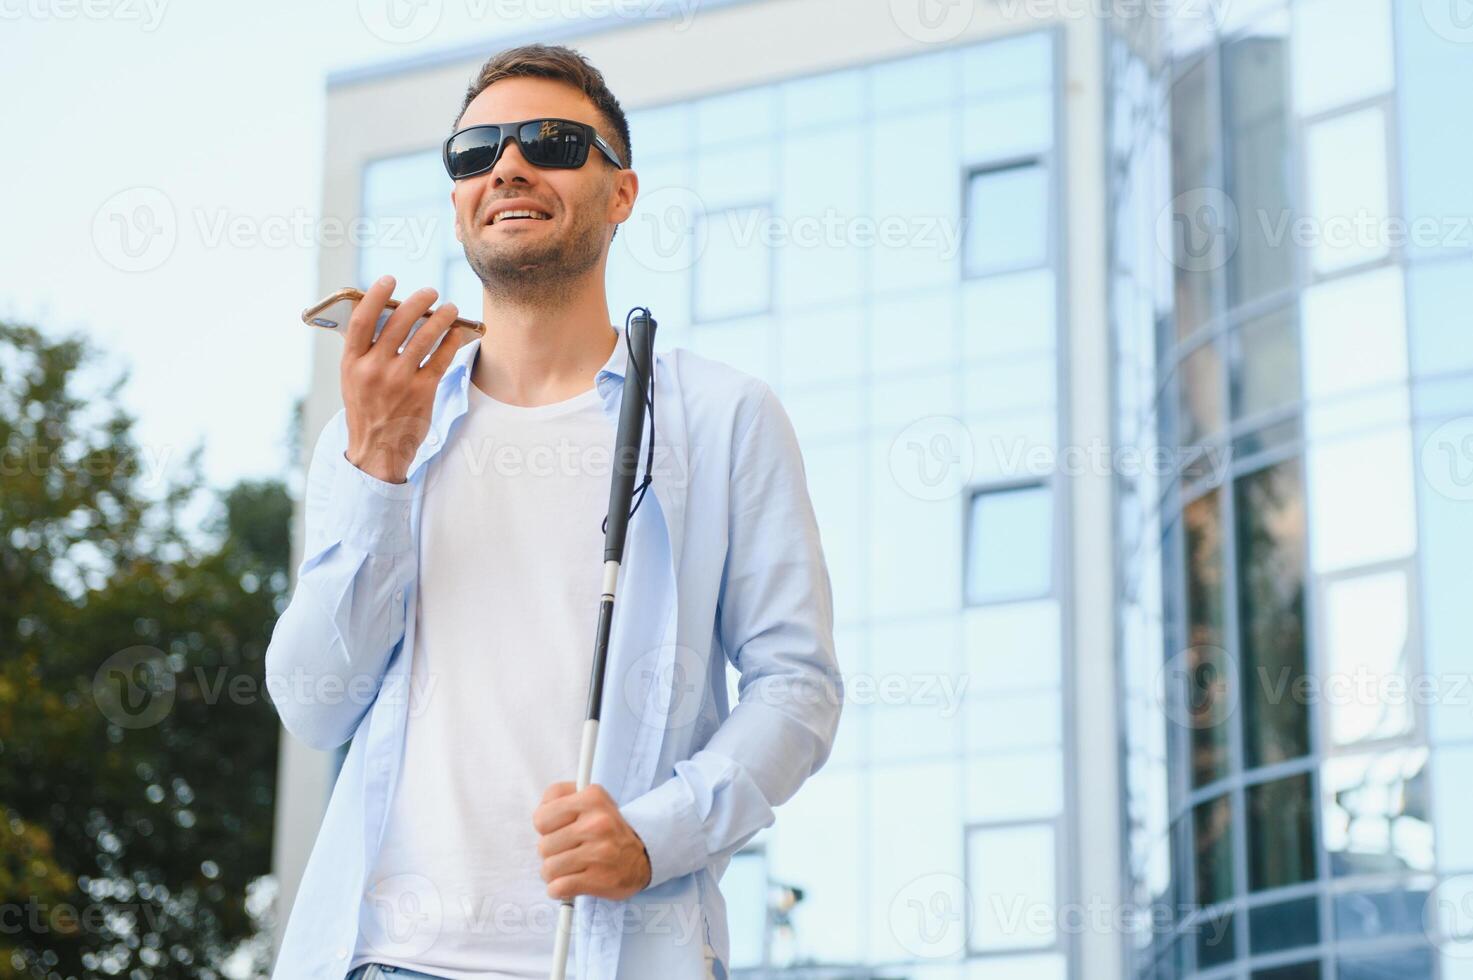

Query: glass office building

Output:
[1108, 0, 1473, 976]
[276, 6, 1127, 977]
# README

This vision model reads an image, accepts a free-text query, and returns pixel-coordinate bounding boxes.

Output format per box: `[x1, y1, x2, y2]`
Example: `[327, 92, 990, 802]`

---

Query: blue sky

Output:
[0, 0, 615, 495]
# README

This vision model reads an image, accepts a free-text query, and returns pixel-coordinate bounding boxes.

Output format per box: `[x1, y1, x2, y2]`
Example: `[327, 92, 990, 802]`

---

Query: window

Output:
[965, 482, 1053, 604]
[1234, 460, 1310, 768]
[1229, 303, 1301, 422]
[692, 203, 772, 322]
[1303, 107, 1391, 275]
[963, 160, 1050, 278]
[1169, 51, 1222, 339]
[966, 821, 1058, 953]
[1249, 895, 1320, 954]
[1290, 0, 1394, 117]
[1198, 907, 1238, 969]
[1305, 429, 1417, 576]
[723, 847, 768, 969]
[1223, 22, 1295, 308]
[1300, 265, 1408, 404]
[1333, 887, 1427, 942]
[1178, 339, 1225, 447]
[1193, 794, 1235, 906]
[1323, 750, 1433, 877]
[1247, 772, 1317, 891]
[1319, 569, 1415, 746]
[1184, 490, 1232, 787]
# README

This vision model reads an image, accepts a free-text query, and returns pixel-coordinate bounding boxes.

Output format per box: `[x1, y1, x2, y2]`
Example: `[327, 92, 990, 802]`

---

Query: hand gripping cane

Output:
[548, 309, 657, 980]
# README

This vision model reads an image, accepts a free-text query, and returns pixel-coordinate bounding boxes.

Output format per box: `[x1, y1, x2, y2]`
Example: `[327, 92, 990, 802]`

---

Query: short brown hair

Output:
[454, 43, 632, 171]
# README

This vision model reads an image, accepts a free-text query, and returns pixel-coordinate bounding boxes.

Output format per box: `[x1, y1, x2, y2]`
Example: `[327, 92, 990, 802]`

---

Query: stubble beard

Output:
[463, 203, 606, 305]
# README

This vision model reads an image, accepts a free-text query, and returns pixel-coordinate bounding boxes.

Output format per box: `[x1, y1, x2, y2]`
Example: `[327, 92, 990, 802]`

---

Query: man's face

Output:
[450, 77, 636, 297]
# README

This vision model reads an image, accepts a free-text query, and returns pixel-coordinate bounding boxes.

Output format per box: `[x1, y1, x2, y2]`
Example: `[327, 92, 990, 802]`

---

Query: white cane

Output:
[549, 309, 657, 980]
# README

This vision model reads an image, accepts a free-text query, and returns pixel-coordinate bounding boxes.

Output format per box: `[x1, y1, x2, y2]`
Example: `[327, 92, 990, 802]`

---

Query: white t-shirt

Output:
[351, 377, 614, 978]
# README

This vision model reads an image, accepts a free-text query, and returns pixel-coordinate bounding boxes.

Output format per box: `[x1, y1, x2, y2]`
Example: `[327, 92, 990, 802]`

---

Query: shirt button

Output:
[427, 432, 440, 446]
[335, 947, 347, 958]
[394, 590, 404, 601]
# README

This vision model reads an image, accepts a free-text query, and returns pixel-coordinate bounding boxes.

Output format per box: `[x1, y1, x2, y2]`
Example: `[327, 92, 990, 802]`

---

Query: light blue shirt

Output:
[265, 331, 843, 979]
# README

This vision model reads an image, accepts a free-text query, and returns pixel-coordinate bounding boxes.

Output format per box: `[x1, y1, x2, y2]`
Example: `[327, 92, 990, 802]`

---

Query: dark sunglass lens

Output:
[447, 128, 503, 177]
[518, 119, 588, 167]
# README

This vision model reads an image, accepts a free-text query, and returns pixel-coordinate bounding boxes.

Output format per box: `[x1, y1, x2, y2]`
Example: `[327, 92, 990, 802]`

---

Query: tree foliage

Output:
[0, 321, 287, 977]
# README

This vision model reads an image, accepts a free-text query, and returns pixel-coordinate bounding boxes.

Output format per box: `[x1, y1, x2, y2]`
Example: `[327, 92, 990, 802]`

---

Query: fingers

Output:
[403, 300, 460, 367]
[422, 320, 471, 377]
[546, 872, 600, 902]
[541, 782, 577, 804]
[377, 286, 438, 355]
[344, 276, 396, 358]
[536, 817, 592, 860]
[531, 783, 580, 835]
[541, 843, 595, 885]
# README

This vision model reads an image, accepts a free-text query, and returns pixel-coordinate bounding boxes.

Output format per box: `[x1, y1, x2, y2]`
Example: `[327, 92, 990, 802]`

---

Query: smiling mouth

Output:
[488, 209, 552, 226]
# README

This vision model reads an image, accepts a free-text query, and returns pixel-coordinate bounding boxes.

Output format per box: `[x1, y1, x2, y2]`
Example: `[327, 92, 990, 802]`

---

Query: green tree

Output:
[0, 320, 287, 977]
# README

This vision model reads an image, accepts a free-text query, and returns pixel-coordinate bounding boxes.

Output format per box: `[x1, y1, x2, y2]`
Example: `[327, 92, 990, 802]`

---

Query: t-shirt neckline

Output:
[467, 381, 602, 419]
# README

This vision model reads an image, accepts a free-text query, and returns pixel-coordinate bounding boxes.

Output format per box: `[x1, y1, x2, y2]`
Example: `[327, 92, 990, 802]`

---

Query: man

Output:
[265, 44, 842, 980]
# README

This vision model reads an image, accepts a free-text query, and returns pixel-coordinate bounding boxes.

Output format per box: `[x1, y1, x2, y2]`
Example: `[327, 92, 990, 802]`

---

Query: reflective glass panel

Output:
[1229, 304, 1300, 422]
[966, 483, 1054, 604]
[1185, 490, 1231, 787]
[968, 822, 1057, 952]
[1324, 750, 1434, 877]
[1235, 461, 1310, 767]
[1248, 772, 1317, 891]
[1193, 794, 1235, 906]
[965, 162, 1050, 277]
[1223, 24, 1296, 307]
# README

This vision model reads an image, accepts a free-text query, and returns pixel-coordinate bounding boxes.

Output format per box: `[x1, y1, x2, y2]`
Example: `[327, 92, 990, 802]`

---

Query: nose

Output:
[489, 136, 535, 186]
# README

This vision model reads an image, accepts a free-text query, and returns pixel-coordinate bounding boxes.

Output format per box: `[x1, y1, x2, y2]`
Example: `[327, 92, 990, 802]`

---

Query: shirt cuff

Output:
[329, 450, 417, 555]
[619, 775, 709, 891]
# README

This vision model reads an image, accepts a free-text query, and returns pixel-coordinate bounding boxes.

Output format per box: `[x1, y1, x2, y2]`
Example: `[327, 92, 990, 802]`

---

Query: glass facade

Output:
[355, 29, 1073, 979]
[1109, 0, 1473, 976]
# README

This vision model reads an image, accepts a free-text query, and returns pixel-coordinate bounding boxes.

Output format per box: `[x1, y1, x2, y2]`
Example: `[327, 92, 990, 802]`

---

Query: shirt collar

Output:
[444, 324, 629, 395]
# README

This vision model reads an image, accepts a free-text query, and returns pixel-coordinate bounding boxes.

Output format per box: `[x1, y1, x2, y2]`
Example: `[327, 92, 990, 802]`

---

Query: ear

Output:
[608, 168, 639, 226]
[451, 187, 463, 244]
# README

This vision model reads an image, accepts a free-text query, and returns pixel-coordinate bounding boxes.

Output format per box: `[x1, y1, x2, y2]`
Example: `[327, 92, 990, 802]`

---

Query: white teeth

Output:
[491, 209, 550, 224]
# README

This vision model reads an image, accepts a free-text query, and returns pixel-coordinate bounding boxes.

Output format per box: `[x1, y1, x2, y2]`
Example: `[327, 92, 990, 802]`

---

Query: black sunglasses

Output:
[442, 117, 625, 180]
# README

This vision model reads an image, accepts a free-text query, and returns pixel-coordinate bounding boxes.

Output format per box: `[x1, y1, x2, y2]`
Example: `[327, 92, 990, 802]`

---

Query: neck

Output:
[471, 275, 618, 407]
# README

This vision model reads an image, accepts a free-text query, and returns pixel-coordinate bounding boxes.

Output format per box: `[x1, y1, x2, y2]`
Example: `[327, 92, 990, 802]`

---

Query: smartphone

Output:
[302, 287, 484, 357]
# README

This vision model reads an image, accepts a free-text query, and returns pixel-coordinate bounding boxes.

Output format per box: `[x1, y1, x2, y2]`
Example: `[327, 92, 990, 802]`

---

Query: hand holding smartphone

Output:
[303, 286, 483, 360]
[309, 279, 479, 485]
